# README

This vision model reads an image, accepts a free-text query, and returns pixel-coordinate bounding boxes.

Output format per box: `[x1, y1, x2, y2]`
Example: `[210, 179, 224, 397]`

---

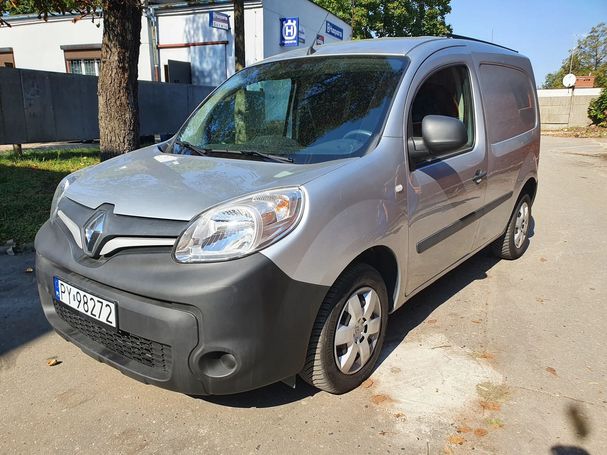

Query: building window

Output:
[67, 58, 101, 76]
[0, 48, 15, 68]
[61, 44, 102, 76]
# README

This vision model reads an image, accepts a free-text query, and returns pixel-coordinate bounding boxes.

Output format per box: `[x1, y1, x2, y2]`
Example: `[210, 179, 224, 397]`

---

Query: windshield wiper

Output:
[235, 150, 294, 164]
[173, 139, 209, 157]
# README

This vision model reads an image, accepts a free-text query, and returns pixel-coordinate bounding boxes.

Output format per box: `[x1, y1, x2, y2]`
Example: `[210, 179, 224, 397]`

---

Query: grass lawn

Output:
[0, 148, 100, 246]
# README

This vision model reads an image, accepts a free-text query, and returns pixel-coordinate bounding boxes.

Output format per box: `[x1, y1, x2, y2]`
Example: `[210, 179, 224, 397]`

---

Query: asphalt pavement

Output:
[1, 135, 606, 454]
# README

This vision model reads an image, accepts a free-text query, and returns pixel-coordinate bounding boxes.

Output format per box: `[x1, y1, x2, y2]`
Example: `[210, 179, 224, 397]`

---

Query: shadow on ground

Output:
[0, 253, 50, 359]
[380, 246, 500, 363]
[551, 446, 591, 455]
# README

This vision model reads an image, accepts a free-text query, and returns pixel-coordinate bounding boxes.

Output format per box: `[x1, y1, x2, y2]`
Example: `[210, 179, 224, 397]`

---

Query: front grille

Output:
[55, 303, 172, 374]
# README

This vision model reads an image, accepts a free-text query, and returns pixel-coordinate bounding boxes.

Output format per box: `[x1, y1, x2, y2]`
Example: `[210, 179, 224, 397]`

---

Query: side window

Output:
[479, 64, 536, 144]
[408, 65, 474, 167]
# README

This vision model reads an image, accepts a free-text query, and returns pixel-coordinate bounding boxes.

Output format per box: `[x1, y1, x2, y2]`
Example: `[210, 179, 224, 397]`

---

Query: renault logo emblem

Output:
[83, 211, 107, 255]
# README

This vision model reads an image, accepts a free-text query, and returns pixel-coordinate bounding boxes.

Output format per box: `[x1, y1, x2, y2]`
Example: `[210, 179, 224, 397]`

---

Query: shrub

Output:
[588, 89, 607, 126]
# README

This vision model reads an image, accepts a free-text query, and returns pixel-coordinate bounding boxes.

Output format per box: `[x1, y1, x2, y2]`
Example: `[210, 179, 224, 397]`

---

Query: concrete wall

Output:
[262, 0, 352, 59]
[537, 88, 602, 130]
[0, 14, 152, 81]
[0, 68, 214, 145]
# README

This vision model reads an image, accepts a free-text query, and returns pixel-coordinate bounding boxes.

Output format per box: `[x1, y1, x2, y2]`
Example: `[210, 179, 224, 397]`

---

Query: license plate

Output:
[53, 277, 117, 328]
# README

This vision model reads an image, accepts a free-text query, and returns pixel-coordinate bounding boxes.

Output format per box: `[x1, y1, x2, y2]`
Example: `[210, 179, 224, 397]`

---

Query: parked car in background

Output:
[35, 36, 540, 395]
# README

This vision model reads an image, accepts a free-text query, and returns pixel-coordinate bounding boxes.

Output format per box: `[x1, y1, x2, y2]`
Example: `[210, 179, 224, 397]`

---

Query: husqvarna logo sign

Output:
[280, 17, 299, 47]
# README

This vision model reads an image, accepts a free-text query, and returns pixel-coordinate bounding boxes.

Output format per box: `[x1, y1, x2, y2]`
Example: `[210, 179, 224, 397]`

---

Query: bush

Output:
[588, 89, 607, 126]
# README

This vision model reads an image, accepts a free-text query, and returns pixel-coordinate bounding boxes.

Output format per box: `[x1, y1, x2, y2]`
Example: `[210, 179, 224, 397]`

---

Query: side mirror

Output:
[421, 115, 468, 154]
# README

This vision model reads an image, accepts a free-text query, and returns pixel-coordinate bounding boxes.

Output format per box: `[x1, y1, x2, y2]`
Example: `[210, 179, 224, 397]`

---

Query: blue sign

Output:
[209, 11, 230, 30]
[326, 20, 344, 40]
[280, 17, 299, 47]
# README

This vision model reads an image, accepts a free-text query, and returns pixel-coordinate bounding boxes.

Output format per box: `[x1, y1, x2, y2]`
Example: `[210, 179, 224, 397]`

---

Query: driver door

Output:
[405, 49, 488, 294]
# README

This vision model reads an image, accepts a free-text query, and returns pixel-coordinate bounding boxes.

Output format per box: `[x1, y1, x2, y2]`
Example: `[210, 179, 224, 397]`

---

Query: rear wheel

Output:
[300, 263, 389, 394]
[492, 194, 532, 260]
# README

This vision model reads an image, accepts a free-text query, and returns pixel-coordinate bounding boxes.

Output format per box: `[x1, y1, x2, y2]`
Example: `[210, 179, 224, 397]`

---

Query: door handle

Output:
[473, 169, 487, 184]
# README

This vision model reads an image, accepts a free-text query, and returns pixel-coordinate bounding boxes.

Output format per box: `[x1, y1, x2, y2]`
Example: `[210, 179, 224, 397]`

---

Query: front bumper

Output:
[35, 220, 328, 395]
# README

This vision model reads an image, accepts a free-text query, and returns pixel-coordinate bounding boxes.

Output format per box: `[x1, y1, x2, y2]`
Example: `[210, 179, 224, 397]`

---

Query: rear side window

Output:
[479, 64, 536, 143]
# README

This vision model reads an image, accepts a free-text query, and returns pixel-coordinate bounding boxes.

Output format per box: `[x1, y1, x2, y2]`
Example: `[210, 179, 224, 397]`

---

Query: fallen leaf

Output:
[480, 400, 501, 411]
[475, 351, 495, 360]
[540, 257, 548, 262]
[371, 394, 390, 405]
[456, 424, 472, 433]
[427, 319, 437, 324]
[378, 431, 387, 436]
[448, 435, 466, 445]
[546, 367, 558, 376]
[471, 319, 481, 324]
[47, 358, 61, 366]
[361, 378, 374, 389]
[486, 418, 505, 428]
[474, 428, 488, 437]
[394, 412, 406, 420]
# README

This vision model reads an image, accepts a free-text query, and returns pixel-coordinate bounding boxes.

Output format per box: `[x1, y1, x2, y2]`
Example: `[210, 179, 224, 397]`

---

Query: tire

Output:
[300, 263, 389, 394]
[492, 194, 532, 260]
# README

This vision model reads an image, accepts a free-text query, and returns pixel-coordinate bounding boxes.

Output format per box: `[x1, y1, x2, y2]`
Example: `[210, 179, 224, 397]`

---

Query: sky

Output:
[447, 0, 607, 87]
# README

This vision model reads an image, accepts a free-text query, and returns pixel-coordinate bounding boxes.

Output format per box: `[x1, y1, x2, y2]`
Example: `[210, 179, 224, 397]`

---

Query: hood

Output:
[66, 145, 350, 221]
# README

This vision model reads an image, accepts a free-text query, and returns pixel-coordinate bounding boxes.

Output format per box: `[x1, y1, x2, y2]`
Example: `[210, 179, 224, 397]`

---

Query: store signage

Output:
[299, 25, 306, 44]
[316, 34, 325, 45]
[325, 20, 343, 40]
[209, 11, 230, 30]
[280, 17, 299, 46]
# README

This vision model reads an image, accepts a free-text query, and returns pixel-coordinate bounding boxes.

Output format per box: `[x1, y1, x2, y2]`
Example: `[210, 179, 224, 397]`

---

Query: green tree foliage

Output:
[314, 0, 452, 39]
[1, 1, 100, 21]
[543, 22, 607, 89]
[588, 89, 607, 126]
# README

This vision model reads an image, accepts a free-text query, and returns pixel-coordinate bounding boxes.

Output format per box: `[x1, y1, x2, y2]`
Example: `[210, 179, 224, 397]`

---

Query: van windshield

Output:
[174, 56, 406, 164]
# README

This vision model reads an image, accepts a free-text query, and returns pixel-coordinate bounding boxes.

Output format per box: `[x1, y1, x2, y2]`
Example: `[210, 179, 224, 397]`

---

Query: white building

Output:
[0, 0, 351, 86]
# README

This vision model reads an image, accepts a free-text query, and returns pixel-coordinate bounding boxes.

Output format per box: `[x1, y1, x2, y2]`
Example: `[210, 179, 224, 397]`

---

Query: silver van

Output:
[35, 36, 539, 395]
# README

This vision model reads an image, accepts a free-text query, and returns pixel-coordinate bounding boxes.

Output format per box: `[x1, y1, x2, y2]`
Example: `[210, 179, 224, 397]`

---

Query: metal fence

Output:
[0, 68, 214, 144]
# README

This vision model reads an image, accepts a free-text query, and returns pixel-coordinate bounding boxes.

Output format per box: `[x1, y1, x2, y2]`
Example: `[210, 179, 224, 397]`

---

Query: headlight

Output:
[50, 174, 79, 219]
[174, 187, 304, 263]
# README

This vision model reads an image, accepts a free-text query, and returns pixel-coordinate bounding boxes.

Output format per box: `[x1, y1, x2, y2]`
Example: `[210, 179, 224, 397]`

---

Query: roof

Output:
[263, 37, 444, 62]
[260, 36, 523, 66]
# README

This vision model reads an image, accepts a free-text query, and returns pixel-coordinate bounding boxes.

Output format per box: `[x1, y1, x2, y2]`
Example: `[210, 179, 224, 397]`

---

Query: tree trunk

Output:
[98, 0, 142, 161]
[234, 0, 245, 71]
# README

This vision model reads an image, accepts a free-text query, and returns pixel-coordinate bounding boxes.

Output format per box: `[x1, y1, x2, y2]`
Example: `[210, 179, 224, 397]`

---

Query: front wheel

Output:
[300, 263, 389, 394]
[492, 194, 532, 260]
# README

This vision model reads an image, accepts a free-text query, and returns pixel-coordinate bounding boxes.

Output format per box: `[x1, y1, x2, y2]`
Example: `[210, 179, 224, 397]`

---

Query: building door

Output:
[166, 60, 192, 84]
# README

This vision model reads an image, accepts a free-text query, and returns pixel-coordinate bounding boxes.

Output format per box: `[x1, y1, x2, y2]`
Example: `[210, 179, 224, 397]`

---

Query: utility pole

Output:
[234, 0, 245, 71]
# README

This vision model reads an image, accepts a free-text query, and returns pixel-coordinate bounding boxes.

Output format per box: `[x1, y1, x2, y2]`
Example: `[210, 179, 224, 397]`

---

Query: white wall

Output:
[537, 88, 602, 97]
[155, 2, 264, 86]
[262, 0, 352, 59]
[0, 15, 152, 80]
[0, 0, 352, 86]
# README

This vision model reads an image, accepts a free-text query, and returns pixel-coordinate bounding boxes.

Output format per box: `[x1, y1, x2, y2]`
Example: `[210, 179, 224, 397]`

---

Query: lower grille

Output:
[55, 302, 172, 374]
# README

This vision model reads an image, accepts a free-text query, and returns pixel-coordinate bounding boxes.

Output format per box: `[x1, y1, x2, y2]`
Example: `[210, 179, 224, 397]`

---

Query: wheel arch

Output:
[520, 176, 538, 204]
[345, 245, 399, 311]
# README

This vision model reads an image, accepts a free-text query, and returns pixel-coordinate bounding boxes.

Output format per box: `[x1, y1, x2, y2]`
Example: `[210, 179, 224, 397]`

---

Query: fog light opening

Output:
[197, 351, 238, 378]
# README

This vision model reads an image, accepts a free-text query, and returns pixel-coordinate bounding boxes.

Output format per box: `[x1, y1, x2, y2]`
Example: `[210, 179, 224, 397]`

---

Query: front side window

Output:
[408, 65, 474, 167]
[177, 56, 407, 164]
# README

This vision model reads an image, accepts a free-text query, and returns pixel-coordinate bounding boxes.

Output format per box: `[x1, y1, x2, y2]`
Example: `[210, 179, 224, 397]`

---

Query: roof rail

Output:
[446, 34, 518, 53]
